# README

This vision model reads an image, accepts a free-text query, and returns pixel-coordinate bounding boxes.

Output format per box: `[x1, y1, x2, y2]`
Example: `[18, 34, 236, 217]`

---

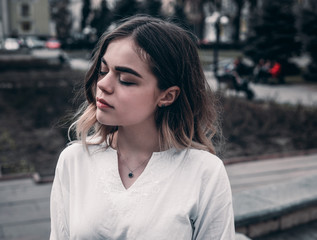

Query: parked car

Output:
[25, 36, 45, 49]
[3, 38, 20, 50]
[45, 38, 61, 49]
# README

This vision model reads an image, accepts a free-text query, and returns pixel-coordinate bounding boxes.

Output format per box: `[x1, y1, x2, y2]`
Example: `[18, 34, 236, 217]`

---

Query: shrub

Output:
[220, 96, 317, 159]
[0, 69, 85, 176]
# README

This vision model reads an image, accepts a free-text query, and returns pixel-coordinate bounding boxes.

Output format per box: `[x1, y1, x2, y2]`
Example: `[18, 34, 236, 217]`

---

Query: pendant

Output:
[128, 172, 134, 178]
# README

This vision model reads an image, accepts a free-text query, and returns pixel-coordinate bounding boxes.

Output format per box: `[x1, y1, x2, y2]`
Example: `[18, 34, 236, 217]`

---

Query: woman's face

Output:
[96, 37, 163, 129]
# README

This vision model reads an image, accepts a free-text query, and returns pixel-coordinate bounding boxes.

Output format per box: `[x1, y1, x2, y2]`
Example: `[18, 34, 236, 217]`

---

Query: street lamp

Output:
[212, 14, 229, 88]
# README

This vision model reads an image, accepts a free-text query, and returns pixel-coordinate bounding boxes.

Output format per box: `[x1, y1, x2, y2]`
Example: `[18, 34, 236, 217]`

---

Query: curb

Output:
[223, 148, 317, 165]
[0, 172, 54, 184]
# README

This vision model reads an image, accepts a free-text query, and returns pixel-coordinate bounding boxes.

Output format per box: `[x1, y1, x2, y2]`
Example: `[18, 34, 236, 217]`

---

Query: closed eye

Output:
[119, 80, 135, 86]
[99, 70, 108, 76]
[98, 58, 109, 77]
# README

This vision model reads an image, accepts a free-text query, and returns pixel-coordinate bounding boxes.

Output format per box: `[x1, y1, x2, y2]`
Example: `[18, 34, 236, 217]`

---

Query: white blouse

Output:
[50, 143, 235, 240]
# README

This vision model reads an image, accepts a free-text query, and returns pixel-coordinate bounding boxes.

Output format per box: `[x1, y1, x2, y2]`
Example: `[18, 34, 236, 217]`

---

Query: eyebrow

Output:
[101, 58, 142, 78]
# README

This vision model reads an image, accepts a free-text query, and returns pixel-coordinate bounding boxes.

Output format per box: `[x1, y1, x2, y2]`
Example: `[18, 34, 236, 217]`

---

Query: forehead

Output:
[103, 37, 148, 64]
[101, 37, 154, 77]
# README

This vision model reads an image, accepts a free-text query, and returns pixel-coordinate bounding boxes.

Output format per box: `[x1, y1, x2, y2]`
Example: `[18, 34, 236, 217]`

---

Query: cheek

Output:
[119, 91, 158, 114]
[134, 91, 158, 106]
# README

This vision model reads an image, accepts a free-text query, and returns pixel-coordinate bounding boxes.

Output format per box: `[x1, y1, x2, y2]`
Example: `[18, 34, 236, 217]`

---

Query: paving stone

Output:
[0, 179, 52, 205]
[1, 220, 50, 240]
[254, 220, 317, 240]
[233, 174, 317, 226]
[0, 199, 49, 225]
[226, 154, 317, 193]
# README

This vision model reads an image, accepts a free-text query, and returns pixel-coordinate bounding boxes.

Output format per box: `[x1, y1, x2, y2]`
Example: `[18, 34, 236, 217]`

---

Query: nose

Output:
[97, 73, 114, 94]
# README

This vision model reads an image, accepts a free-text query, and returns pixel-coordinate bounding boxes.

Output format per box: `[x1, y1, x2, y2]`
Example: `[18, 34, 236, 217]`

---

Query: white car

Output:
[4, 38, 20, 50]
[25, 36, 45, 49]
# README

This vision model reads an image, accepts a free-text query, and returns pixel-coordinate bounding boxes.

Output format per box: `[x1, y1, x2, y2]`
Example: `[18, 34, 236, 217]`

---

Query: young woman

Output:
[50, 15, 235, 239]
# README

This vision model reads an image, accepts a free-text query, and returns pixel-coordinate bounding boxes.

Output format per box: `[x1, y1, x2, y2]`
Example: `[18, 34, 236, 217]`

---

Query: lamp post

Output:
[213, 18, 221, 79]
[212, 15, 229, 90]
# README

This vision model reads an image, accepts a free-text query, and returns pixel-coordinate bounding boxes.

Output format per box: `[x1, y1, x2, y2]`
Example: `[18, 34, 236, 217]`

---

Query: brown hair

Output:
[72, 15, 221, 154]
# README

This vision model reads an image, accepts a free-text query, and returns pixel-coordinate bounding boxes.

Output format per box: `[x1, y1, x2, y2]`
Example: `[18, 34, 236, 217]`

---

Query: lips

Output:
[96, 97, 114, 109]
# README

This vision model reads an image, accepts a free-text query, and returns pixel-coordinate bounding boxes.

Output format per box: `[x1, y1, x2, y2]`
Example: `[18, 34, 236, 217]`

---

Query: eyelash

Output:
[119, 80, 135, 86]
[98, 69, 135, 86]
[99, 71, 107, 76]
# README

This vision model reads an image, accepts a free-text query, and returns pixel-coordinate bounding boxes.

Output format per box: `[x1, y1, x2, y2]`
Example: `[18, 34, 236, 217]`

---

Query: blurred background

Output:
[0, 0, 317, 239]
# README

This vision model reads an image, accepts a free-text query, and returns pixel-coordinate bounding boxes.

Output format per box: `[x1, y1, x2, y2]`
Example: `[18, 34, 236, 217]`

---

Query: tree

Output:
[244, 0, 300, 73]
[90, 0, 112, 37]
[141, 0, 162, 17]
[297, 0, 317, 81]
[81, 0, 91, 30]
[231, 0, 258, 45]
[170, 0, 191, 33]
[112, 0, 140, 22]
[50, 0, 72, 42]
[181, 0, 221, 41]
[231, 0, 244, 45]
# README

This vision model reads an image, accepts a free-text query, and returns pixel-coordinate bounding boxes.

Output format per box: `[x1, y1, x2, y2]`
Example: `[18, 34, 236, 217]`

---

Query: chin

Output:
[96, 113, 112, 126]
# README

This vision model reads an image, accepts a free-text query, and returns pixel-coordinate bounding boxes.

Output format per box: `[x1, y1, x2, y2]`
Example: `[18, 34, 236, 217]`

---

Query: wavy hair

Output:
[72, 15, 222, 154]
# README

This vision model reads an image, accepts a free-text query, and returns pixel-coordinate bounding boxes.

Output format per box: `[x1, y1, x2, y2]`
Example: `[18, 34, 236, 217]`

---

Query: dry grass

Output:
[220, 95, 317, 159]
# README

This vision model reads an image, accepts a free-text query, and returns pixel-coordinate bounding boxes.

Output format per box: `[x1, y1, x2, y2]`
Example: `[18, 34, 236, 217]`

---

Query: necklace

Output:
[118, 150, 151, 178]
[124, 159, 149, 178]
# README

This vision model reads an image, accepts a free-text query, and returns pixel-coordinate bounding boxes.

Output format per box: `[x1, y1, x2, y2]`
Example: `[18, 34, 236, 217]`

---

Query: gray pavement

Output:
[204, 70, 317, 107]
[0, 179, 51, 240]
[1, 153, 317, 240]
[255, 220, 317, 240]
[227, 153, 317, 238]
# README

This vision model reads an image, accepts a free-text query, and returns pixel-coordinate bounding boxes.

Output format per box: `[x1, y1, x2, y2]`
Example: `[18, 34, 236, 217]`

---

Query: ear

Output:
[158, 86, 180, 107]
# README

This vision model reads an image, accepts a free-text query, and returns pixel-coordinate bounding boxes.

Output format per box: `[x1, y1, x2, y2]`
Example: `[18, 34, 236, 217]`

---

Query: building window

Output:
[21, 21, 32, 32]
[21, 3, 30, 17]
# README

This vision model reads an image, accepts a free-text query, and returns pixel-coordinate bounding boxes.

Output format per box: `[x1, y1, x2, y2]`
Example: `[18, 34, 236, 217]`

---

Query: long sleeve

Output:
[50, 154, 70, 240]
[192, 162, 235, 240]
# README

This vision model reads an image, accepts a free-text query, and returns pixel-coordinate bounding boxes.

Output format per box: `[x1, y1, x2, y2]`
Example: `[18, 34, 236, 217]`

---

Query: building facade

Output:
[0, 0, 50, 40]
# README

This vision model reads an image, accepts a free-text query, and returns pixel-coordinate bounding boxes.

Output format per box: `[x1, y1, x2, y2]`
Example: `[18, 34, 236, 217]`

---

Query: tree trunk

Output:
[232, 0, 243, 45]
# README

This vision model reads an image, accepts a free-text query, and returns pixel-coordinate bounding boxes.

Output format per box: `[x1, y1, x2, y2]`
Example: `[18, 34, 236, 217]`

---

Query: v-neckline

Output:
[108, 147, 154, 191]
[108, 147, 175, 191]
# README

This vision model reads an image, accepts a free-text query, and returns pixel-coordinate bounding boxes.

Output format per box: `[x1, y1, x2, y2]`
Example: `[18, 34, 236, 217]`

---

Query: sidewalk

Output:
[0, 153, 316, 240]
[227, 153, 317, 238]
[204, 69, 317, 107]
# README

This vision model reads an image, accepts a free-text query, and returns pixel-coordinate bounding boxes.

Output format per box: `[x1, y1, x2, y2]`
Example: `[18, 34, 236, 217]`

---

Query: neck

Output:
[114, 124, 161, 160]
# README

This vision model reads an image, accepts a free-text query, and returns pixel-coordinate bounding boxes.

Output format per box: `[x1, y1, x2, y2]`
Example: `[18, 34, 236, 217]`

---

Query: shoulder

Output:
[180, 148, 228, 179]
[184, 148, 224, 169]
[167, 148, 225, 176]
[184, 149, 231, 194]
[60, 141, 106, 157]
[57, 142, 107, 169]
[59, 142, 86, 157]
